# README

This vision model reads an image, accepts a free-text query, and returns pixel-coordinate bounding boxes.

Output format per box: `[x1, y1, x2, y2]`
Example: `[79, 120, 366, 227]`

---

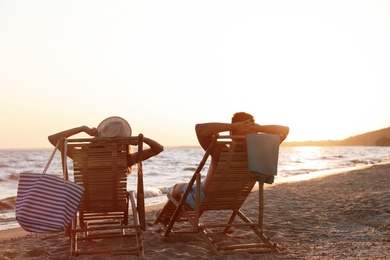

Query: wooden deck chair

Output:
[154, 134, 281, 255]
[61, 135, 145, 257]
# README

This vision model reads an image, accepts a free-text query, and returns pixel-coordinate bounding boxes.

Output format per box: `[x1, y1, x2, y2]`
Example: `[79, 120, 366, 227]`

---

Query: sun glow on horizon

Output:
[0, 0, 390, 149]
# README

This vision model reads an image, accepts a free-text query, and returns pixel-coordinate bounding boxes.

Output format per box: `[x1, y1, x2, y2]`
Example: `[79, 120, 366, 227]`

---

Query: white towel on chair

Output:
[246, 134, 280, 176]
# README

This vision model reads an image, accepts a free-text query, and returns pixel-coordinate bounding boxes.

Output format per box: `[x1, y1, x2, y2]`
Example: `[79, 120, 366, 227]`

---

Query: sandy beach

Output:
[1, 163, 389, 259]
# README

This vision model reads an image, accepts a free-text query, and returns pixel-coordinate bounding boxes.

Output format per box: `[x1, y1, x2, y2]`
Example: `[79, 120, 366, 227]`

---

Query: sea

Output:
[1, 146, 390, 231]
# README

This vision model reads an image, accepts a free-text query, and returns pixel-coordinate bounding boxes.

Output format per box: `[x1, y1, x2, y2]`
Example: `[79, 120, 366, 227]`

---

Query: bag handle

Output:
[41, 140, 60, 177]
[40, 139, 69, 183]
[62, 138, 68, 181]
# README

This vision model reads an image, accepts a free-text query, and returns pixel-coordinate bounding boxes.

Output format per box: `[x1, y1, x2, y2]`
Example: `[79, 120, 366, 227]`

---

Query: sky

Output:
[1, 0, 390, 149]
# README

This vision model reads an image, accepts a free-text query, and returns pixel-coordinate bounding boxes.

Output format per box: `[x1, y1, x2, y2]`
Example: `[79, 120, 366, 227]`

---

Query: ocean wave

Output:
[319, 155, 345, 160]
[0, 172, 28, 182]
[349, 159, 377, 165]
[291, 160, 303, 164]
[137, 187, 172, 199]
[0, 163, 9, 168]
[0, 196, 16, 212]
[8, 173, 19, 180]
[183, 167, 197, 171]
[284, 168, 329, 176]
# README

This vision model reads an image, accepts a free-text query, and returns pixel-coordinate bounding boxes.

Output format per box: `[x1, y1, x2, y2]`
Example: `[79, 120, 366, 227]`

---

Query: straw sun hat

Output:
[97, 116, 132, 138]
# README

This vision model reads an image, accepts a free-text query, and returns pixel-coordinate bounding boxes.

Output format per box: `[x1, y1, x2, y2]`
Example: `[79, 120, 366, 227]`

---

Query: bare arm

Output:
[48, 126, 98, 157]
[195, 123, 232, 150]
[195, 122, 249, 151]
[48, 126, 98, 146]
[254, 124, 290, 143]
[128, 137, 164, 166]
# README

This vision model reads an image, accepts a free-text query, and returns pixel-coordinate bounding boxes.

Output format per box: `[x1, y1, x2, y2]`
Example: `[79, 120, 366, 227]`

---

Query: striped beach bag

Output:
[15, 140, 84, 233]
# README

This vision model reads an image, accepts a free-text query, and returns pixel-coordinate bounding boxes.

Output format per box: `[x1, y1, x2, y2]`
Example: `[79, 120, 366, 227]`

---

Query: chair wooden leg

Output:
[163, 195, 188, 236]
[65, 223, 71, 237]
[70, 213, 77, 256]
[200, 228, 222, 255]
[129, 191, 144, 257]
[222, 211, 238, 234]
[235, 209, 280, 252]
[258, 184, 264, 229]
[153, 199, 173, 225]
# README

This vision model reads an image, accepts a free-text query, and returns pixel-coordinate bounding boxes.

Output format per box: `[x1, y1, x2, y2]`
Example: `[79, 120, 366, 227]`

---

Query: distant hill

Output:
[282, 127, 390, 146]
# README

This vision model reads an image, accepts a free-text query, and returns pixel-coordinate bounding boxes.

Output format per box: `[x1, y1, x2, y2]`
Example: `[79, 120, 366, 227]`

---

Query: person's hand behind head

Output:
[84, 126, 98, 137]
[232, 120, 256, 135]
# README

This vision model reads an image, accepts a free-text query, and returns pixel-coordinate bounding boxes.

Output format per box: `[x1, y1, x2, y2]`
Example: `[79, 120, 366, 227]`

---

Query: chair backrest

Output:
[66, 137, 139, 213]
[200, 136, 259, 211]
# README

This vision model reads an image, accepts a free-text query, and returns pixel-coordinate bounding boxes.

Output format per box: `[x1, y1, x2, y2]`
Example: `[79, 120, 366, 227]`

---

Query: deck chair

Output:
[154, 134, 281, 255]
[61, 135, 145, 257]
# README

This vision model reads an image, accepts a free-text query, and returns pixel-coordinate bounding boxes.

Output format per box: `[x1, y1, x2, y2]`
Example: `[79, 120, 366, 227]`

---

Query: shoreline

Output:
[1, 163, 389, 259]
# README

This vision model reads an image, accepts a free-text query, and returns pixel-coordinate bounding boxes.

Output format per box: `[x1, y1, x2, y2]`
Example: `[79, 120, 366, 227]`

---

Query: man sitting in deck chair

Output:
[171, 111, 289, 207]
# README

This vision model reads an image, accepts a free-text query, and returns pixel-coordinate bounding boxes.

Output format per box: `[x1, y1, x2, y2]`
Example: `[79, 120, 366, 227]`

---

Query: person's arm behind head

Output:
[48, 126, 98, 158]
[127, 137, 164, 166]
[256, 124, 290, 143]
[196, 120, 261, 149]
[195, 123, 233, 151]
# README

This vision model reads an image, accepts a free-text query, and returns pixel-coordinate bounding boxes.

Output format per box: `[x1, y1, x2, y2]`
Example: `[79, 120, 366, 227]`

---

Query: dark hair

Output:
[231, 112, 254, 123]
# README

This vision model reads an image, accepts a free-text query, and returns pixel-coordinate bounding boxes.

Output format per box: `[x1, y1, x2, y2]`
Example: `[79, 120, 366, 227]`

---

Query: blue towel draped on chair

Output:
[246, 134, 280, 184]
